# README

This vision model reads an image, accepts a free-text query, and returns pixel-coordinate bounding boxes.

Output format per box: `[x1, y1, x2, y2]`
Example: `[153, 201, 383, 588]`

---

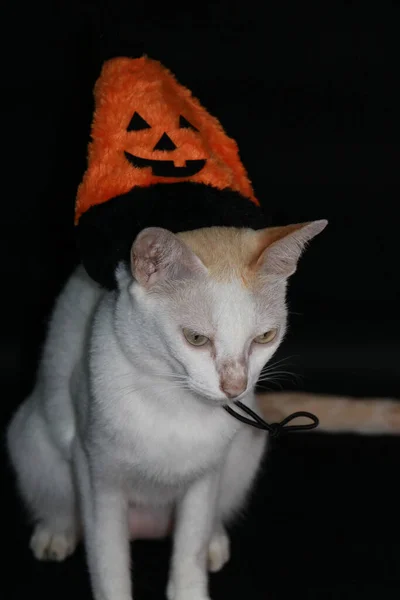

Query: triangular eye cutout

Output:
[179, 115, 198, 131]
[127, 112, 151, 131]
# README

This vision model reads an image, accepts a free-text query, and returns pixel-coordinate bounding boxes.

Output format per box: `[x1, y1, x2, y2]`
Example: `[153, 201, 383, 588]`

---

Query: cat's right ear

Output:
[255, 219, 328, 280]
[131, 227, 207, 289]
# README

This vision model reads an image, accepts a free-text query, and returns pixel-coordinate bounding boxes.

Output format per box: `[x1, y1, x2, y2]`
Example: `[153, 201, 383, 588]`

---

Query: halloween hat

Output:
[75, 56, 266, 288]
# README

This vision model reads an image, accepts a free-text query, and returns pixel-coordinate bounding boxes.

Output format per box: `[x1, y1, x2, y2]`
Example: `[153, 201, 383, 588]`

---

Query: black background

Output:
[2, 2, 400, 598]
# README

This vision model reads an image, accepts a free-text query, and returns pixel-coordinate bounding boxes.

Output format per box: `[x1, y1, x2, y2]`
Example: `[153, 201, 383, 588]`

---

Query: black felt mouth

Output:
[124, 151, 206, 177]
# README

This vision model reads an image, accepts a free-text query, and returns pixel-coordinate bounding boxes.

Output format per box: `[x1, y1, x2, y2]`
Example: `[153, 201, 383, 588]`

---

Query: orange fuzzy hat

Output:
[75, 56, 265, 288]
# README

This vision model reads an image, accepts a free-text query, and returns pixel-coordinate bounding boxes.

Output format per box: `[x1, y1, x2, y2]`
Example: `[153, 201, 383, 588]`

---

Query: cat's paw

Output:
[174, 596, 211, 600]
[168, 593, 211, 600]
[167, 581, 211, 600]
[208, 528, 230, 573]
[30, 523, 77, 562]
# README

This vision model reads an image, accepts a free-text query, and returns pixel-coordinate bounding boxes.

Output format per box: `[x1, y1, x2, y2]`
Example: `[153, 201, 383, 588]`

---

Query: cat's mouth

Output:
[187, 384, 227, 405]
[124, 151, 206, 177]
[189, 385, 246, 406]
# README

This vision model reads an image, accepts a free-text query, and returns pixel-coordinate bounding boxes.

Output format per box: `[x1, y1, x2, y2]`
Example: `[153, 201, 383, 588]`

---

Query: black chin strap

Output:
[224, 400, 319, 437]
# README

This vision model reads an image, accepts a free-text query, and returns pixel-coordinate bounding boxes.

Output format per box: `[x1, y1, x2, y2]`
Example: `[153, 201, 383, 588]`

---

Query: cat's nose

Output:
[220, 377, 248, 399]
[219, 360, 248, 399]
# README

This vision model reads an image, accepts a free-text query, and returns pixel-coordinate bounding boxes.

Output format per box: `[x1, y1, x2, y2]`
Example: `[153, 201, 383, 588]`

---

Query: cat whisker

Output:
[117, 381, 193, 399]
[259, 369, 299, 377]
[152, 374, 189, 381]
[260, 355, 299, 375]
[257, 364, 303, 392]
[106, 370, 190, 387]
[256, 381, 284, 391]
[257, 383, 287, 390]
[111, 372, 190, 395]
[257, 376, 302, 387]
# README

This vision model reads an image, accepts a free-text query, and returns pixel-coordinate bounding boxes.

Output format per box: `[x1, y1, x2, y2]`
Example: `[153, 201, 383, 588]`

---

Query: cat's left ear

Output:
[255, 219, 328, 279]
[131, 227, 207, 289]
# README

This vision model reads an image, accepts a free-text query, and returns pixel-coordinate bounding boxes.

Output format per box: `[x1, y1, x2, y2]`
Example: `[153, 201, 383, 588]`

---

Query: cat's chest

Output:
[104, 394, 236, 485]
[138, 415, 226, 474]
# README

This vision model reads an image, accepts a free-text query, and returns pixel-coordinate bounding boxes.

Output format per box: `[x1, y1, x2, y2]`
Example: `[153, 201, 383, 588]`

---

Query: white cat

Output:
[7, 221, 327, 600]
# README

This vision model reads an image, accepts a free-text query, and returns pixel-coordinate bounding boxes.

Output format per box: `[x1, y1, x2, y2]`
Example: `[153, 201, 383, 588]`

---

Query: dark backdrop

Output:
[2, 2, 400, 598]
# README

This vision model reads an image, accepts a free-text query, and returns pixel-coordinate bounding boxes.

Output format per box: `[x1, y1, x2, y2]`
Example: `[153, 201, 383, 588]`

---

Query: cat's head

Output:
[119, 222, 327, 404]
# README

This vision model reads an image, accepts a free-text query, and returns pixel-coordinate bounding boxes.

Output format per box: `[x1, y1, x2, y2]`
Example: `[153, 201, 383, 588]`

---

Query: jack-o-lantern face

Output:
[75, 57, 257, 224]
[124, 112, 206, 177]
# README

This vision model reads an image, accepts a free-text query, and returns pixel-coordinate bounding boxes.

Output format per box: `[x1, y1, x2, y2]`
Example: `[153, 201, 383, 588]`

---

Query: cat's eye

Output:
[183, 328, 209, 347]
[254, 329, 278, 344]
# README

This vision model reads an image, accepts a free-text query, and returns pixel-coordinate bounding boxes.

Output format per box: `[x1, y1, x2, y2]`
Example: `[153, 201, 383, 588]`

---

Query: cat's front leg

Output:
[167, 471, 220, 600]
[73, 440, 132, 600]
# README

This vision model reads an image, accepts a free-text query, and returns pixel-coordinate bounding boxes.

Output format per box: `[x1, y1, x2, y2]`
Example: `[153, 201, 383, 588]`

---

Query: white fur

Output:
[7, 223, 325, 600]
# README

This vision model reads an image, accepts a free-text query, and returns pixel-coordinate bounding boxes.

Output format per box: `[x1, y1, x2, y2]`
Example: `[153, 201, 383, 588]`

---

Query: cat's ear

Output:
[131, 227, 207, 288]
[255, 220, 328, 279]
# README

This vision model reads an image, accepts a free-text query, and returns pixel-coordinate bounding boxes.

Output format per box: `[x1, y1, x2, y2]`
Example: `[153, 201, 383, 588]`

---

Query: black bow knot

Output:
[224, 400, 319, 436]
